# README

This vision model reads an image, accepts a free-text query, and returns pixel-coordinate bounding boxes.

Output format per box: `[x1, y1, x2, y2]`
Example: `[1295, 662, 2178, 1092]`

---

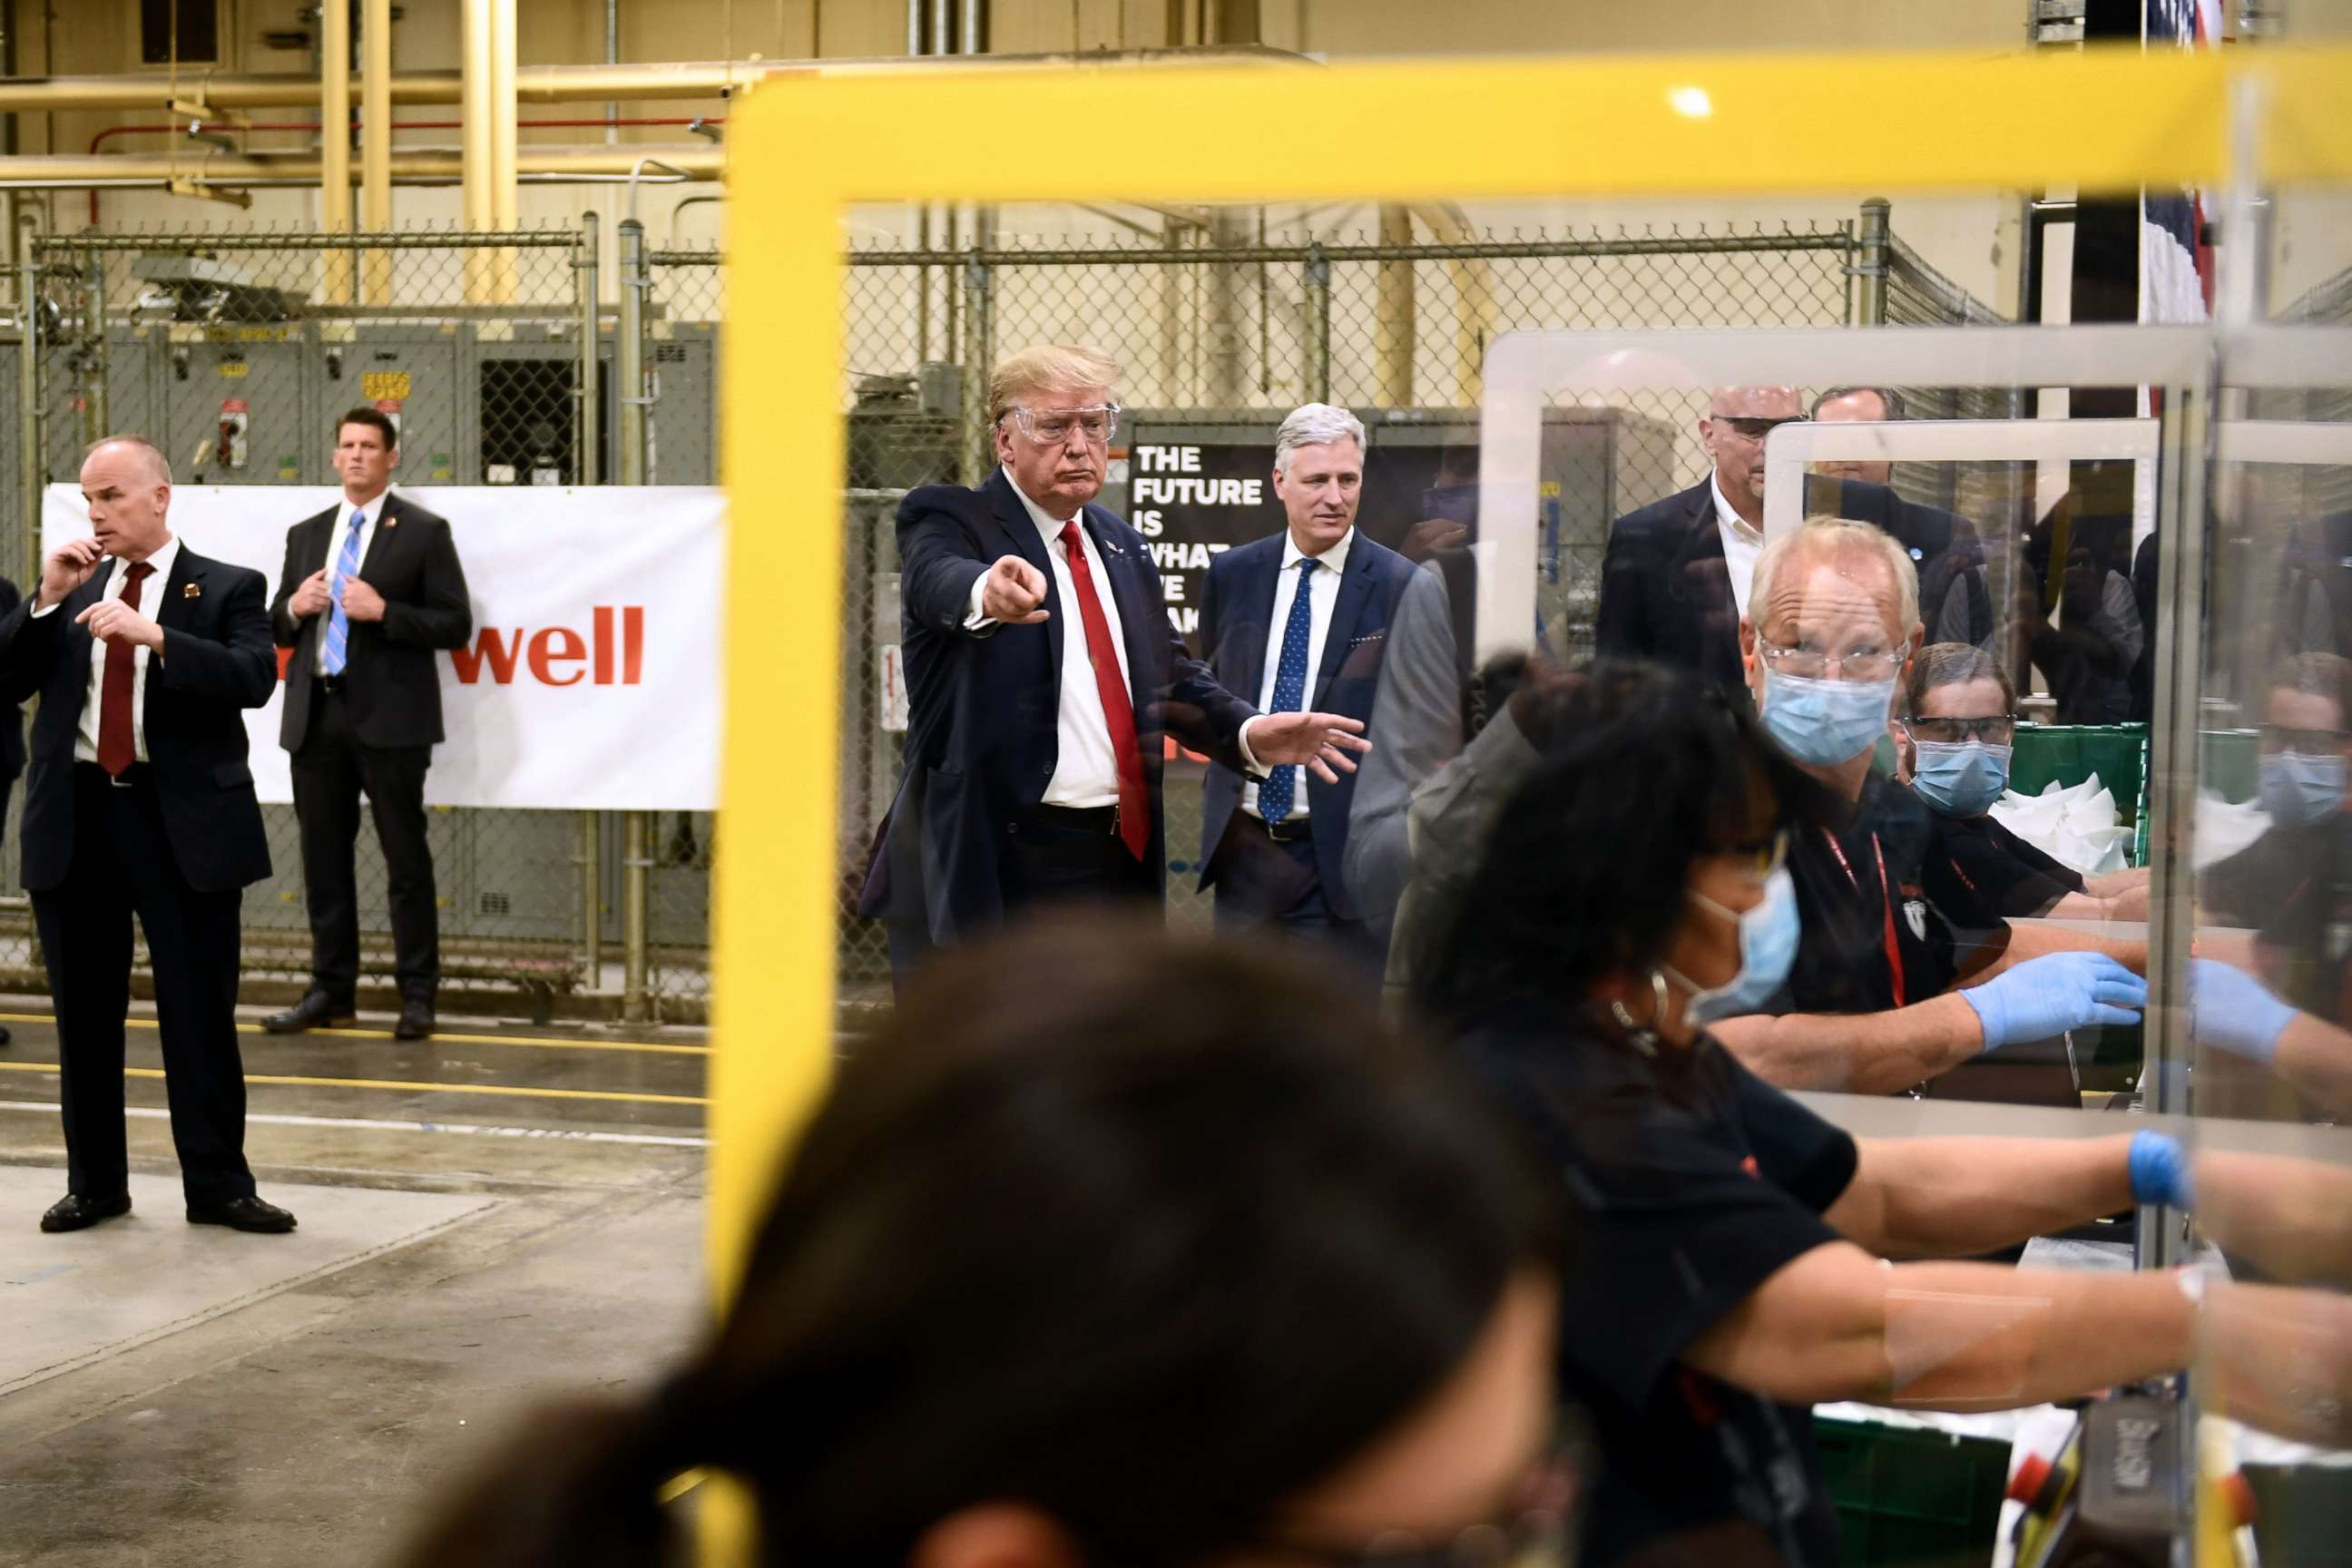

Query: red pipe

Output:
[83, 116, 726, 223]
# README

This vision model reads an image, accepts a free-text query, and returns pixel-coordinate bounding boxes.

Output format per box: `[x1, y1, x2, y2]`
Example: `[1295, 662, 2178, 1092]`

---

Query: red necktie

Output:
[96, 561, 155, 777]
[1058, 522, 1150, 862]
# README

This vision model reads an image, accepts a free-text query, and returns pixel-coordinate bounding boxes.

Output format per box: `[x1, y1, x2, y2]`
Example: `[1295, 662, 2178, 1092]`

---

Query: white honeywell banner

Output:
[42, 485, 725, 810]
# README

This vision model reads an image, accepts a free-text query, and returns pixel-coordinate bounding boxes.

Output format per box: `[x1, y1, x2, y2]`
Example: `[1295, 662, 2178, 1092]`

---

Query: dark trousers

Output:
[33, 766, 255, 1205]
[289, 684, 438, 1005]
[1209, 818, 1378, 964]
[887, 805, 1157, 997]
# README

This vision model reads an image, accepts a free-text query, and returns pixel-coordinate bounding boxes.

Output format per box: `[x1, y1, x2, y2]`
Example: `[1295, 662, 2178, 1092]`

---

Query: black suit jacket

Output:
[1595, 475, 1958, 691]
[857, 469, 1258, 943]
[270, 492, 473, 751]
[1196, 529, 1417, 918]
[0, 546, 275, 893]
[0, 576, 23, 781]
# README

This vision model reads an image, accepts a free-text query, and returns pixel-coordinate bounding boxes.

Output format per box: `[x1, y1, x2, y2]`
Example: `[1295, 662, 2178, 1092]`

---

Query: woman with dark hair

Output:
[1419, 660, 2347, 1568]
[1894, 642, 2148, 928]
[392, 915, 1572, 1568]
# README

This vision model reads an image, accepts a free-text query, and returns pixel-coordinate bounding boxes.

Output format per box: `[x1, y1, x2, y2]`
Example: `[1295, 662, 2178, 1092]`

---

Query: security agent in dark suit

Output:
[263, 408, 472, 1041]
[1197, 404, 1418, 954]
[1595, 385, 1959, 691]
[0, 436, 293, 1234]
[855, 345, 1369, 988]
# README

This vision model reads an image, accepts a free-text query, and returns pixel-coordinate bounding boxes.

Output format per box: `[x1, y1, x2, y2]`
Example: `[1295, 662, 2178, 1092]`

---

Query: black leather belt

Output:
[1024, 804, 1120, 836]
[1253, 813, 1311, 844]
[75, 761, 152, 790]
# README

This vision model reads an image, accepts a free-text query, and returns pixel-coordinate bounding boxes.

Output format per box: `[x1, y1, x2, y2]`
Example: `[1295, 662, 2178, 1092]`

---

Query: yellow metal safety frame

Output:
[713, 41, 2350, 1561]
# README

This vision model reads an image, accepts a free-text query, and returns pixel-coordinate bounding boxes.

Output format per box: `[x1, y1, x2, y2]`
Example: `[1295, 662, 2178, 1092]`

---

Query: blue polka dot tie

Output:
[1259, 557, 1318, 825]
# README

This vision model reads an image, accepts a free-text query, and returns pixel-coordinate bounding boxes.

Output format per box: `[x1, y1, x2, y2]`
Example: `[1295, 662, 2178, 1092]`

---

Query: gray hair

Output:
[1749, 514, 1921, 638]
[1273, 403, 1367, 476]
[84, 434, 174, 486]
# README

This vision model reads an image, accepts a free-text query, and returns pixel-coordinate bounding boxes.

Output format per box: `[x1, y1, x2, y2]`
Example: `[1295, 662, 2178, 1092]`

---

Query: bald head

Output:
[1700, 386, 1805, 525]
[79, 436, 174, 563]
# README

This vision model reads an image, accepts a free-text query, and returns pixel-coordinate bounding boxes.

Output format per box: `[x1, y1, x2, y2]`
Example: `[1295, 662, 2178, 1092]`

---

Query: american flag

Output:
[2141, 0, 2219, 325]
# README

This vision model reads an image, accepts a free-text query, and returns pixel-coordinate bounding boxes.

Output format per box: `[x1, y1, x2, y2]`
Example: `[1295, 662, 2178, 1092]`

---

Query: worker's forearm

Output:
[1883, 1264, 2193, 1411]
[2272, 1014, 2352, 1121]
[1994, 919, 2147, 975]
[2204, 1279, 2352, 1448]
[1711, 994, 1983, 1094]
[2200, 1151, 2352, 1287]
[1860, 1135, 2134, 1258]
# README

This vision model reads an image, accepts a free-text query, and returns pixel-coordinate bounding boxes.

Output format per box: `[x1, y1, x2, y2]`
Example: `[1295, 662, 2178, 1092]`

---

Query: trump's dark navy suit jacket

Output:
[857, 469, 1257, 944]
[1195, 528, 1416, 920]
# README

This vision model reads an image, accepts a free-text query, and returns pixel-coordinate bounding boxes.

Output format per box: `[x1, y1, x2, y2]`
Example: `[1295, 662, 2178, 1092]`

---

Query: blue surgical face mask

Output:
[2260, 750, 2347, 828]
[1910, 740, 2014, 818]
[1760, 669, 1898, 768]
[1669, 866, 1800, 1024]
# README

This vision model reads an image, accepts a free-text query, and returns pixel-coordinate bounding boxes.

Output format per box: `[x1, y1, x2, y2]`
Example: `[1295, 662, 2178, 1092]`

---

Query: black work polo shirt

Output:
[1467, 1017, 1859, 1568]
[1920, 803, 2088, 936]
[1771, 774, 1966, 1019]
[2203, 816, 2352, 1024]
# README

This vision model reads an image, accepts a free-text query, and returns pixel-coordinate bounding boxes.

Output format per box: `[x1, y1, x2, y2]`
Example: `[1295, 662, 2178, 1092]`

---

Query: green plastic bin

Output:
[2199, 728, 2260, 805]
[1815, 1416, 2011, 1568]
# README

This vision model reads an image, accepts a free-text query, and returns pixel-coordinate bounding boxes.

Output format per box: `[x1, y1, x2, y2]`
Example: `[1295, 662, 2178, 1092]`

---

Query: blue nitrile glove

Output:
[2188, 957, 2298, 1064]
[1960, 951, 2148, 1053]
[2128, 1129, 2195, 1210]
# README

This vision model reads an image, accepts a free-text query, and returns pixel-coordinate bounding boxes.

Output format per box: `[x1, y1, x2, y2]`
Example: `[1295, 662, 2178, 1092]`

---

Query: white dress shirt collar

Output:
[1003, 467, 1083, 542]
[1280, 524, 1355, 579]
[1709, 469, 1761, 546]
[343, 488, 392, 529]
[123, 532, 182, 591]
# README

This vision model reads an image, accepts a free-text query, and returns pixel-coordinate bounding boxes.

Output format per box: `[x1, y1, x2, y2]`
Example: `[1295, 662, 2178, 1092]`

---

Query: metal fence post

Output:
[576, 212, 605, 990]
[76, 240, 108, 446]
[959, 244, 994, 482]
[17, 218, 41, 589]
[1854, 198, 1891, 327]
[1302, 242, 1332, 405]
[616, 217, 652, 1022]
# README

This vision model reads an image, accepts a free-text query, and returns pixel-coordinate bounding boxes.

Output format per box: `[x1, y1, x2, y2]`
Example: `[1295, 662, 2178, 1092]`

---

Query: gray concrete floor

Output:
[0, 995, 710, 1568]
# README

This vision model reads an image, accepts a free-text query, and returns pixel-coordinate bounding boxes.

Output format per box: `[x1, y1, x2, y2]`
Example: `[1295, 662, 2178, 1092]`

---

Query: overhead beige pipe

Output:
[320, 0, 352, 301]
[0, 45, 1311, 113]
[0, 144, 724, 187]
[489, 0, 519, 300]
[462, 0, 495, 300]
[361, 0, 393, 301]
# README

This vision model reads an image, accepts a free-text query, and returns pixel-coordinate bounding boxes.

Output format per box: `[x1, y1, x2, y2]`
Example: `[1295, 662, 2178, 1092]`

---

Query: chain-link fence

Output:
[4, 225, 617, 1019]
[5, 206, 2010, 1019]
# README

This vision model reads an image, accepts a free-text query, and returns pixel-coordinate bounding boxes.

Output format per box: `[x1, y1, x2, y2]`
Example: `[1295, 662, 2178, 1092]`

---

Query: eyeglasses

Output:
[1755, 636, 1904, 683]
[1004, 402, 1122, 447]
[1713, 415, 1808, 443]
[1255, 1432, 1579, 1568]
[1902, 714, 2019, 746]
[2260, 723, 2350, 755]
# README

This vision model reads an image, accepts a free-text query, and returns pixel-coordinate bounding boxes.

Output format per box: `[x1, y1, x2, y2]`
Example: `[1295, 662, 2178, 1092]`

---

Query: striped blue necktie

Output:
[1258, 557, 1319, 824]
[321, 510, 365, 676]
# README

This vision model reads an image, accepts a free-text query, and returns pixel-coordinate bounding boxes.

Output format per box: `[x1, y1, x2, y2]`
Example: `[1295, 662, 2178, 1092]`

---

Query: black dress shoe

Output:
[187, 1195, 297, 1233]
[41, 1192, 132, 1233]
[263, 992, 356, 1034]
[394, 1001, 436, 1041]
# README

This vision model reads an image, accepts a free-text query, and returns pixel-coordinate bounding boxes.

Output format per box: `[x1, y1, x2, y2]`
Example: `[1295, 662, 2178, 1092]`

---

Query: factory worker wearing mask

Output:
[1701, 518, 2151, 1096]
[1893, 642, 2151, 934]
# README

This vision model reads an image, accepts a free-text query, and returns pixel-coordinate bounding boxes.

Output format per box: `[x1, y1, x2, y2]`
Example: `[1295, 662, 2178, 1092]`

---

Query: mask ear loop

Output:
[1608, 970, 1671, 1057]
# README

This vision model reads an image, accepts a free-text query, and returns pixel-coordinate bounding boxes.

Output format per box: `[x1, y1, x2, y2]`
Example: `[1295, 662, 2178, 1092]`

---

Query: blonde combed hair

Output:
[1749, 514, 1921, 637]
[987, 345, 1123, 428]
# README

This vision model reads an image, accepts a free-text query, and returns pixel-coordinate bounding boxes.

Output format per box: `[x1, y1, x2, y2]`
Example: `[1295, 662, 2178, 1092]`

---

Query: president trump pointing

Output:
[858, 345, 1372, 985]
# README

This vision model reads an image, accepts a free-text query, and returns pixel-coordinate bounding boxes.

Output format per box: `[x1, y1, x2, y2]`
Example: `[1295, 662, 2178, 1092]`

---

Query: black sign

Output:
[1127, 433, 1480, 654]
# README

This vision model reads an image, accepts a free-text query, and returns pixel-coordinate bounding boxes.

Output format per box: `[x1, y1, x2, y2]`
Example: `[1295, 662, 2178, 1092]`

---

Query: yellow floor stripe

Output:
[0, 1059, 709, 1107]
[0, 1012, 708, 1055]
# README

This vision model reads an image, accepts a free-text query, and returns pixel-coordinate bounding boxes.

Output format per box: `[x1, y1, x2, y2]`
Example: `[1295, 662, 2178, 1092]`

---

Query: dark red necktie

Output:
[1058, 522, 1150, 862]
[96, 561, 154, 777]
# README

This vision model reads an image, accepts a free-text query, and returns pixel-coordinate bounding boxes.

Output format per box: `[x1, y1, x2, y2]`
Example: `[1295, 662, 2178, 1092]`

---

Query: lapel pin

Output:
[182, 582, 202, 600]
[383, 514, 398, 527]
